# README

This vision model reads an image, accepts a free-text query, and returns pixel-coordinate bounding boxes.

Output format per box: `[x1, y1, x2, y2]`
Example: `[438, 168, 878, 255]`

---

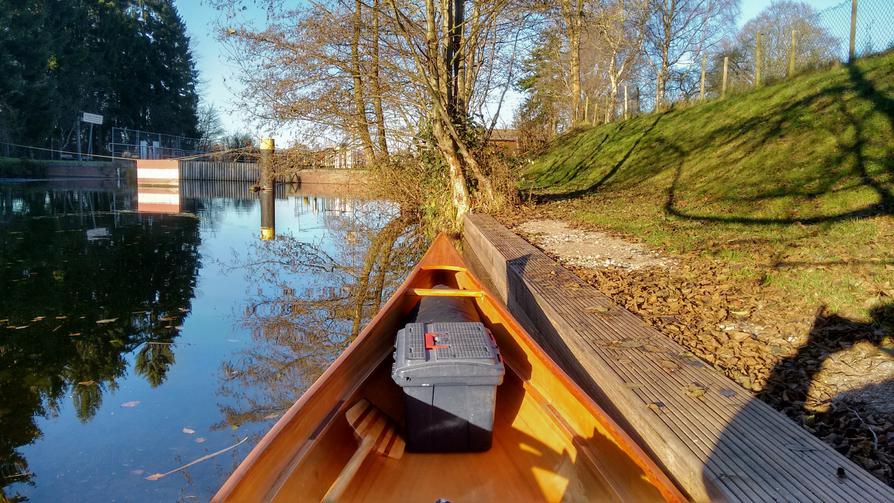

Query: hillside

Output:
[514, 52, 894, 485]
[521, 50, 893, 318]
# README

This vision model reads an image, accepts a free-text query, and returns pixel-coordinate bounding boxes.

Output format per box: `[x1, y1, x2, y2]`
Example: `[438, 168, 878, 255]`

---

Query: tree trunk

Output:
[562, 0, 582, 123]
[371, 0, 388, 158]
[432, 119, 471, 224]
[352, 0, 376, 164]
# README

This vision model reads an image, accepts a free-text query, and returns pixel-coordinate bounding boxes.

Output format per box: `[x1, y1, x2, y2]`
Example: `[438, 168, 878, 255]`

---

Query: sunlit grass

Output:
[523, 51, 894, 318]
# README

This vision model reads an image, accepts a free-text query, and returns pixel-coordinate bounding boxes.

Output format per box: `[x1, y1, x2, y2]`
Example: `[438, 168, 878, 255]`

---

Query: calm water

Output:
[0, 179, 419, 501]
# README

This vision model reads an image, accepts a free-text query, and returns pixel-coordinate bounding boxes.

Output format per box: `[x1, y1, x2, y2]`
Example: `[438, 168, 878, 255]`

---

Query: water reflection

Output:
[217, 203, 424, 431]
[1, 182, 201, 495]
[0, 180, 419, 501]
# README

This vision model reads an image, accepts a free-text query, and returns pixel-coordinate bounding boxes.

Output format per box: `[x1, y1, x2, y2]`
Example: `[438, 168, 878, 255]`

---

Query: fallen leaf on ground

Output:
[685, 383, 707, 399]
[120, 401, 141, 408]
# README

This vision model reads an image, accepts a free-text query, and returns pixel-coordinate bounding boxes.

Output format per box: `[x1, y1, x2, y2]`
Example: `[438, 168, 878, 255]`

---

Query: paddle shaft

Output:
[321, 436, 375, 502]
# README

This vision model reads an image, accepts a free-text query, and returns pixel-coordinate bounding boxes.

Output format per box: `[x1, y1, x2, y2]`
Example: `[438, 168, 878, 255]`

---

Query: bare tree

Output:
[643, 0, 738, 110]
[736, 1, 840, 85]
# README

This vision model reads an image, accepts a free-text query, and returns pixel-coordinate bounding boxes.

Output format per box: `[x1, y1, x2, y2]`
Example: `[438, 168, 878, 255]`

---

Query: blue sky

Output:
[174, 0, 847, 141]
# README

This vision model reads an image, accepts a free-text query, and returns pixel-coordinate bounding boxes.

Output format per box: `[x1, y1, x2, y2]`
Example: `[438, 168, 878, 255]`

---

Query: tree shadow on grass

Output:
[533, 114, 666, 203]
[663, 65, 893, 225]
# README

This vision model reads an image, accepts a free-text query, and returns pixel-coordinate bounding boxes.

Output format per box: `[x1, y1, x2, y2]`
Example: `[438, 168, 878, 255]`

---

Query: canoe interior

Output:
[274, 268, 667, 501]
[216, 236, 682, 502]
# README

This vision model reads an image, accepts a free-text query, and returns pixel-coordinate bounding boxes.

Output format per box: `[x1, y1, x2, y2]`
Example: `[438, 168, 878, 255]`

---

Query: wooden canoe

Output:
[214, 234, 687, 502]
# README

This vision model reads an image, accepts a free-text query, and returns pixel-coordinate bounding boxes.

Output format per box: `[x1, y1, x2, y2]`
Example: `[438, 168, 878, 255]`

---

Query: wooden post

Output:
[721, 56, 729, 98]
[848, 0, 857, 62]
[584, 95, 589, 124]
[260, 189, 275, 241]
[260, 137, 275, 190]
[699, 55, 706, 100]
[788, 29, 797, 77]
[755, 32, 762, 88]
[623, 84, 629, 120]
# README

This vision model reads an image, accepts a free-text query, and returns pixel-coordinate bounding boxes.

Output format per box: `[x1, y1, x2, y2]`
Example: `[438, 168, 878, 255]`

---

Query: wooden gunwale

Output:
[213, 234, 689, 503]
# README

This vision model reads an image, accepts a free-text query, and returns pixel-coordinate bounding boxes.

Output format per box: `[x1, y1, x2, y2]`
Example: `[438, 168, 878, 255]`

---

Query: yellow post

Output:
[259, 137, 275, 240]
[260, 137, 275, 190]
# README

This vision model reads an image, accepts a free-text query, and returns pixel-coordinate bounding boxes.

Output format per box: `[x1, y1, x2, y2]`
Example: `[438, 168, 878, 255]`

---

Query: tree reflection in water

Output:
[0, 184, 201, 497]
[217, 200, 425, 431]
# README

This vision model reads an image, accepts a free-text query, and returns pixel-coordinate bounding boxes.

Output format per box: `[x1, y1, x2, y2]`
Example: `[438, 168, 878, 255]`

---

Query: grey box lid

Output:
[392, 321, 505, 386]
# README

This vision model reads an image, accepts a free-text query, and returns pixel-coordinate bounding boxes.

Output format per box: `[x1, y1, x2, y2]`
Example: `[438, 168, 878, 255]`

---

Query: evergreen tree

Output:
[0, 0, 201, 152]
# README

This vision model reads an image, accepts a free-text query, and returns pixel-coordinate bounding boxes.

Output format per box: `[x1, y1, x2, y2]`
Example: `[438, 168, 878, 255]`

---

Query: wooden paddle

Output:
[322, 399, 405, 502]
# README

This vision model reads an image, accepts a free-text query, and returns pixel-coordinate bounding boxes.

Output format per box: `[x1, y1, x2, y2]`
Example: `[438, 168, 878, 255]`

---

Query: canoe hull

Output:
[214, 234, 686, 502]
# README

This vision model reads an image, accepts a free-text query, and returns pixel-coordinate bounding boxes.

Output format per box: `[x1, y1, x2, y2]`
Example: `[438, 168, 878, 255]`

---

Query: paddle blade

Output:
[345, 399, 405, 459]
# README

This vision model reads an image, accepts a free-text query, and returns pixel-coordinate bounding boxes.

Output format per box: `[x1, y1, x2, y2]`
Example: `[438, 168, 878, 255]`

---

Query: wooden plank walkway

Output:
[463, 214, 894, 503]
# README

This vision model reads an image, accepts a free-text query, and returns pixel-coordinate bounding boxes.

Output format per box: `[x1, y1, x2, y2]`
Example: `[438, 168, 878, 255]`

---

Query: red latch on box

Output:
[424, 332, 448, 350]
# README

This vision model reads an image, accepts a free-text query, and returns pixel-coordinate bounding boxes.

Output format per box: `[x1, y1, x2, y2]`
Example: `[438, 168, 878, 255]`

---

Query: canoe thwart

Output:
[420, 265, 468, 272]
[409, 288, 484, 298]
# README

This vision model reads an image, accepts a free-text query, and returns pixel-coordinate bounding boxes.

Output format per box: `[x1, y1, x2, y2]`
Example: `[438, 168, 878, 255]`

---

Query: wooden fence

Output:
[179, 161, 259, 182]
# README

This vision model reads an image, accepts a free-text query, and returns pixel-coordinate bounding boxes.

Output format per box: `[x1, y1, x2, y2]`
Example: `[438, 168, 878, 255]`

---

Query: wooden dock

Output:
[463, 214, 894, 502]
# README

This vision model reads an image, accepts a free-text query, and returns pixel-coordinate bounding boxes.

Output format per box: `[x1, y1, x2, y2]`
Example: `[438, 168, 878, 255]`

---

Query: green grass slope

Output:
[521, 51, 894, 317]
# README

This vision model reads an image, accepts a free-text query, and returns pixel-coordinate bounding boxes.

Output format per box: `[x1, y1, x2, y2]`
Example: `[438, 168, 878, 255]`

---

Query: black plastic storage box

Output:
[391, 290, 505, 452]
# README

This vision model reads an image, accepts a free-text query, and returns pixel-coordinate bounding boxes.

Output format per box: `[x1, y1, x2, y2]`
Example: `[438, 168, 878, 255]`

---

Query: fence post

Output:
[848, 0, 858, 63]
[755, 32, 762, 88]
[624, 84, 629, 120]
[699, 54, 707, 100]
[584, 95, 589, 124]
[721, 56, 729, 98]
[788, 29, 797, 77]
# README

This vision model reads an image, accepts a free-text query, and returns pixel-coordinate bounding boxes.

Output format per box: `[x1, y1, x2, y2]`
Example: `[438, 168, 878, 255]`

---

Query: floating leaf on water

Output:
[77, 380, 96, 386]
[182, 427, 195, 434]
[96, 318, 118, 325]
[195, 437, 206, 443]
[263, 413, 280, 420]
[120, 401, 141, 408]
[145, 473, 164, 481]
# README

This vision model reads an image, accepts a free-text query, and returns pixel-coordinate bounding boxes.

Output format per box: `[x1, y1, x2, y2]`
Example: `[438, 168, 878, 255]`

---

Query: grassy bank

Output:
[521, 51, 893, 319]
